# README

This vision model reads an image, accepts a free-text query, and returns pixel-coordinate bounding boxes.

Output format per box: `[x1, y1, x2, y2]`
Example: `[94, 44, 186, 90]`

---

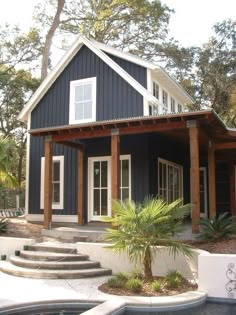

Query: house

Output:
[18, 36, 236, 233]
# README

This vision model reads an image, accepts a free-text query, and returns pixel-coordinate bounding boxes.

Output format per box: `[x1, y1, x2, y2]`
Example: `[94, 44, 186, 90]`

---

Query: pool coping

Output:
[0, 291, 207, 314]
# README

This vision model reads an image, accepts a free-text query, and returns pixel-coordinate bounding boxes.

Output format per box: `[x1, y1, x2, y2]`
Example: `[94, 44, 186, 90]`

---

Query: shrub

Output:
[131, 268, 143, 279]
[115, 272, 129, 282]
[165, 270, 183, 289]
[126, 278, 143, 293]
[0, 218, 8, 234]
[198, 213, 236, 241]
[107, 276, 126, 289]
[151, 280, 162, 292]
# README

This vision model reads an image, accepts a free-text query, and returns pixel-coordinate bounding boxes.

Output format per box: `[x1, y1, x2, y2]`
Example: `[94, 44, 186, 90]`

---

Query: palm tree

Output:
[104, 197, 193, 281]
[0, 136, 17, 188]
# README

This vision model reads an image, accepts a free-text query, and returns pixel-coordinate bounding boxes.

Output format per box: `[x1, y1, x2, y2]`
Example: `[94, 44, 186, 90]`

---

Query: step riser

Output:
[20, 252, 89, 262]
[10, 258, 100, 270]
[28, 246, 77, 254]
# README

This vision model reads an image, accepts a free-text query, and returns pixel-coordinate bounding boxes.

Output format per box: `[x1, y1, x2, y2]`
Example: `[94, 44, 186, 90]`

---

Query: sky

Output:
[0, 0, 235, 48]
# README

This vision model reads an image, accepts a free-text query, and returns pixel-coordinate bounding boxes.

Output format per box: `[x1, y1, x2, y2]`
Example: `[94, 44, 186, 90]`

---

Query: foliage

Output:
[115, 271, 130, 282]
[131, 268, 143, 280]
[107, 275, 126, 289]
[104, 197, 193, 281]
[0, 218, 9, 234]
[151, 280, 162, 292]
[165, 270, 183, 289]
[197, 212, 236, 242]
[0, 136, 17, 188]
[125, 278, 143, 293]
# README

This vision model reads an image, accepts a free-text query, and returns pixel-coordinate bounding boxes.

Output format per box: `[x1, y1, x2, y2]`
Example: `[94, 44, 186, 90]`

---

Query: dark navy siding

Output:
[28, 137, 77, 215]
[31, 45, 146, 130]
[216, 162, 230, 214]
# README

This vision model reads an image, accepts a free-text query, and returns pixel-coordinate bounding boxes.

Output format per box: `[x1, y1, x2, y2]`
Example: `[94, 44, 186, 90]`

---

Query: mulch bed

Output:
[99, 277, 197, 297]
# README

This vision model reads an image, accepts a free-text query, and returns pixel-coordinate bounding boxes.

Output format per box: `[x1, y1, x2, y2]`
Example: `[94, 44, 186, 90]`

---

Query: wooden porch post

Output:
[44, 137, 52, 229]
[188, 121, 200, 233]
[77, 146, 84, 224]
[229, 162, 236, 216]
[111, 129, 120, 216]
[208, 141, 216, 219]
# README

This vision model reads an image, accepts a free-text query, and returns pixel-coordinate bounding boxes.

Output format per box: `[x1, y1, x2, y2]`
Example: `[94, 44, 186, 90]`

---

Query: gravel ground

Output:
[1, 217, 236, 254]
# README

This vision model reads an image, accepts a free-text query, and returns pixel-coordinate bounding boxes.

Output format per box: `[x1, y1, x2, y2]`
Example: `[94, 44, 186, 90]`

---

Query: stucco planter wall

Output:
[0, 237, 35, 260]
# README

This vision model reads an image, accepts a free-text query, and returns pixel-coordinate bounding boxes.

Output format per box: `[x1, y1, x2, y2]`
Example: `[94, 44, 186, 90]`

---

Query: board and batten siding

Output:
[31, 45, 147, 129]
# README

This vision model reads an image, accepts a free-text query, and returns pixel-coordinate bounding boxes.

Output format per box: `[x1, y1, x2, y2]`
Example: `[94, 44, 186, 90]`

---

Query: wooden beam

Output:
[208, 141, 216, 219]
[44, 137, 52, 229]
[51, 121, 186, 142]
[77, 146, 84, 225]
[111, 132, 120, 214]
[215, 142, 236, 150]
[56, 140, 83, 150]
[229, 162, 236, 216]
[189, 124, 200, 233]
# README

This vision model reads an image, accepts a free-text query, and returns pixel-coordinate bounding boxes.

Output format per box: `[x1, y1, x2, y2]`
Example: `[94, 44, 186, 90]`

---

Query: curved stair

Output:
[0, 243, 112, 279]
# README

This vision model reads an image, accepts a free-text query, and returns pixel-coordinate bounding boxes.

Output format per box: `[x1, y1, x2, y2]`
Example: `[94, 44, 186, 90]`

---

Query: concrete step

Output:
[10, 255, 100, 270]
[0, 261, 112, 279]
[28, 244, 77, 254]
[73, 236, 88, 242]
[20, 250, 89, 262]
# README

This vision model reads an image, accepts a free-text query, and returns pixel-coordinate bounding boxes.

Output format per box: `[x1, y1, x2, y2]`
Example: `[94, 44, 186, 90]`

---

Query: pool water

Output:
[124, 301, 236, 315]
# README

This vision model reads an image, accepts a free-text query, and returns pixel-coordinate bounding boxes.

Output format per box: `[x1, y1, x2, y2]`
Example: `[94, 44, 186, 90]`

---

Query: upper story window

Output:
[178, 104, 182, 112]
[69, 77, 96, 124]
[153, 81, 159, 99]
[162, 90, 168, 113]
[171, 97, 176, 112]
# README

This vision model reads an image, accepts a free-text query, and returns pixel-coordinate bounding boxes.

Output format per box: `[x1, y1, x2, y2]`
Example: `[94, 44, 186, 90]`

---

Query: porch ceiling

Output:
[29, 109, 236, 157]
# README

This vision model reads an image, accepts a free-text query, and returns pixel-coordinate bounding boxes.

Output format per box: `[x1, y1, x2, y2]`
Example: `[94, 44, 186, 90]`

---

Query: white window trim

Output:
[69, 77, 96, 125]
[158, 158, 183, 204]
[120, 155, 132, 201]
[40, 156, 64, 210]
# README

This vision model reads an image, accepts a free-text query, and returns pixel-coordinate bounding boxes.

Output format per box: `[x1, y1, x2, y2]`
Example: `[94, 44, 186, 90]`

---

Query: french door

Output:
[88, 157, 111, 221]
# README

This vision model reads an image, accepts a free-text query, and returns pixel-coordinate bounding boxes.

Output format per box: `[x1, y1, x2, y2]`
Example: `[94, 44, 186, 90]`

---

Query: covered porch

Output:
[30, 109, 236, 234]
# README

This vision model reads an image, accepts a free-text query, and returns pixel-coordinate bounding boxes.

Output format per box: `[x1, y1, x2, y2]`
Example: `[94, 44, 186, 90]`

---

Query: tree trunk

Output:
[41, 0, 65, 81]
[143, 247, 153, 281]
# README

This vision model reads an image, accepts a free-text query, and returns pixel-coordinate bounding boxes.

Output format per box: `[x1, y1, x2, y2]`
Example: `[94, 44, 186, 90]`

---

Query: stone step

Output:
[28, 244, 77, 254]
[10, 255, 100, 270]
[20, 250, 89, 262]
[0, 261, 112, 279]
[73, 236, 88, 242]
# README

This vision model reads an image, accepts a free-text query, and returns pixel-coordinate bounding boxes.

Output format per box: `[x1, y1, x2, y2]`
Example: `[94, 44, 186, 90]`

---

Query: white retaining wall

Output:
[198, 253, 236, 299]
[76, 242, 207, 281]
[0, 237, 35, 260]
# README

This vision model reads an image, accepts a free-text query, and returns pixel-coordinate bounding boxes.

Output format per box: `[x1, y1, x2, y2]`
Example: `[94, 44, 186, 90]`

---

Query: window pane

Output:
[122, 188, 129, 201]
[94, 161, 100, 188]
[93, 189, 100, 216]
[84, 101, 92, 119]
[75, 102, 83, 120]
[52, 183, 60, 203]
[75, 85, 83, 102]
[53, 161, 60, 181]
[101, 189, 107, 215]
[84, 84, 92, 100]
[121, 160, 129, 187]
[101, 161, 107, 187]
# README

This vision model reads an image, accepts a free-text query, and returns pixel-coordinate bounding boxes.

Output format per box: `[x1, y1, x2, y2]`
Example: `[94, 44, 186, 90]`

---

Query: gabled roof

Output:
[18, 36, 160, 122]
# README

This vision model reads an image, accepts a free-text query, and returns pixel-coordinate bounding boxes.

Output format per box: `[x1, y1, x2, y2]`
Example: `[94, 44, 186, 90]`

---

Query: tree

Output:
[0, 136, 17, 188]
[34, 0, 173, 61]
[104, 197, 192, 281]
[41, 0, 65, 81]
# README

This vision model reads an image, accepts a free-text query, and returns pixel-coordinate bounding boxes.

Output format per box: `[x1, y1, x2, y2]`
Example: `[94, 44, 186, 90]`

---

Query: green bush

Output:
[115, 272, 129, 282]
[165, 270, 183, 289]
[107, 276, 126, 289]
[131, 268, 143, 279]
[151, 280, 162, 292]
[0, 218, 8, 234]
[126, 278, 143, 293]
[198, 213, 236, 241]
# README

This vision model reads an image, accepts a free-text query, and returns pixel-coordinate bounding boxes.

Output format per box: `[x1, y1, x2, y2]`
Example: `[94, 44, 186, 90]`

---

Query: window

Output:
[69, 77, 96, 124]
[158, 158, 183, 204]
[162, 90, 168, 113]
[171, 97, 176, 112]
[149, 104, 158, 116]
[153, 81, 159, 99]
[178, 104, 182, 112]
[120, 155, 131, 201]
[40, 156, 64, 209]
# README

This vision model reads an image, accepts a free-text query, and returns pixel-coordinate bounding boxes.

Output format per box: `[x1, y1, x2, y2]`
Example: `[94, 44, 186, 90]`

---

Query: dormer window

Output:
[69, 77, 96, 124]
[178, 104, 182, 112]
[162, 90, 168, 113]
[153, 81, 159, 99]
[171, 97, 176, 112]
